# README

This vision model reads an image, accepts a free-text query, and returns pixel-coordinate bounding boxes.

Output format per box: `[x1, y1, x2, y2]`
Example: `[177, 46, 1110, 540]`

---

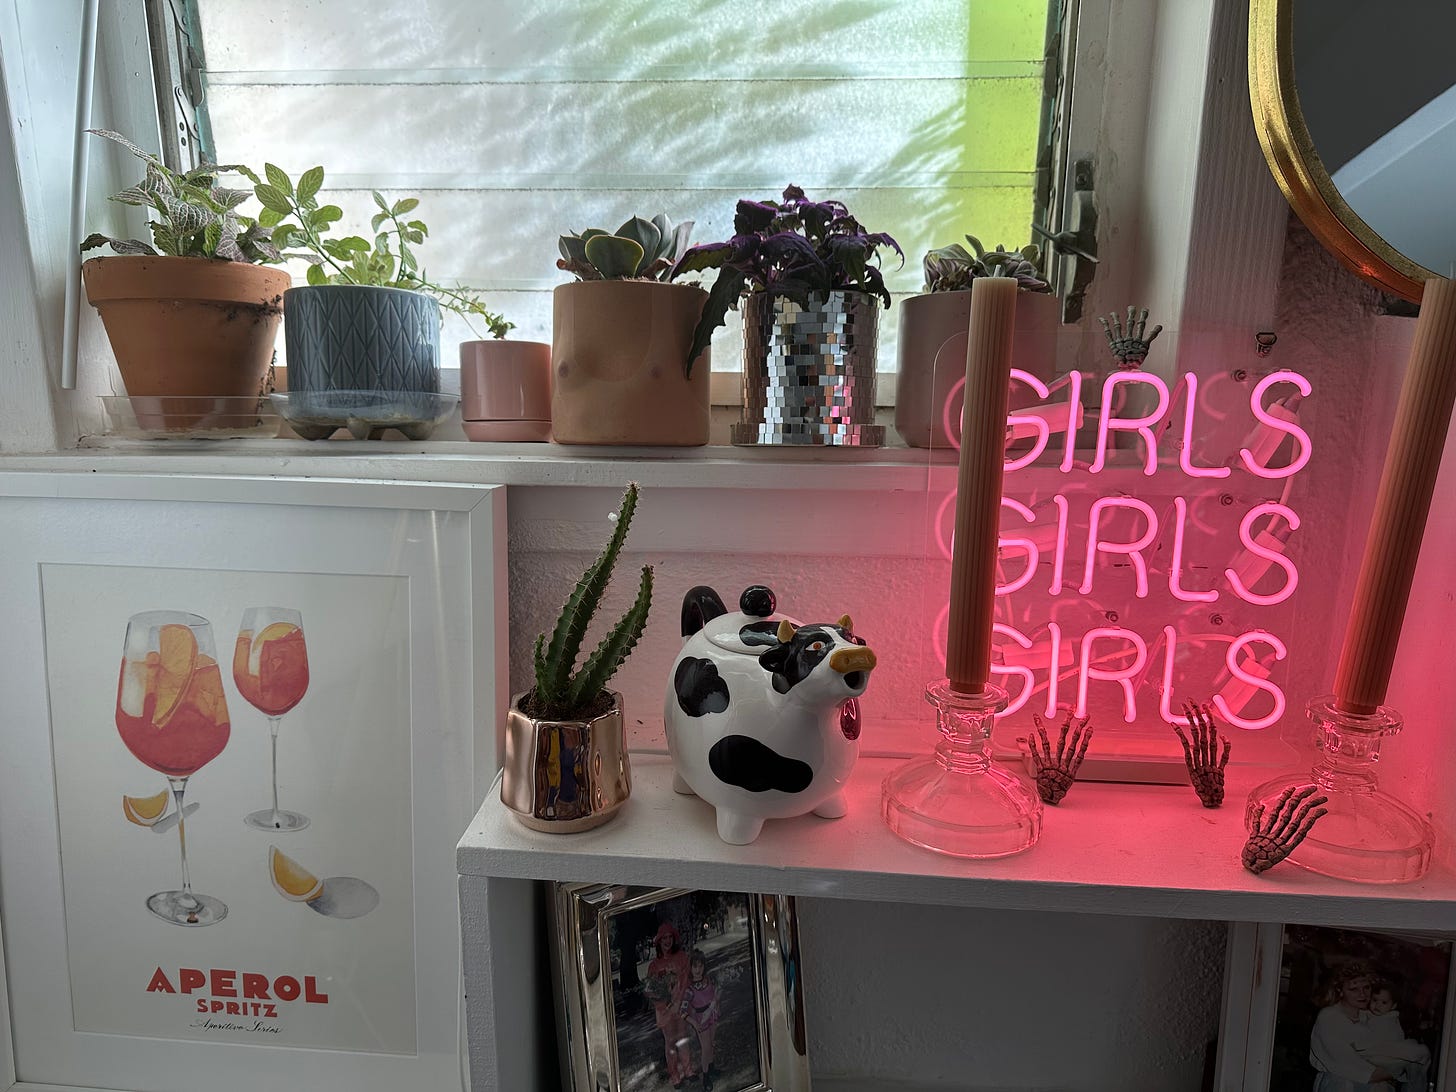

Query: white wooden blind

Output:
[196, 0, 1049, 370]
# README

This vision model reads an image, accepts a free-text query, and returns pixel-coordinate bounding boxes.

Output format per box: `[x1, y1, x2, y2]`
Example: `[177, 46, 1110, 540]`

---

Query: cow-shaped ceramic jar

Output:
[664, 584, 877, 844]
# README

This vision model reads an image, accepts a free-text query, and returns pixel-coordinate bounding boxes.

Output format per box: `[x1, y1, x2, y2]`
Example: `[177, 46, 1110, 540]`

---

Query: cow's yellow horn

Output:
[838, 614, 853, 630]
[777, 619, 798, 643]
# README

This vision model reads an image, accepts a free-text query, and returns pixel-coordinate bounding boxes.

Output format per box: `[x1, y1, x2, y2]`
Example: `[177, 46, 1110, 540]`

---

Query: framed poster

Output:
[1218, 921, 1456, 1091]
[0, 474, 506, 1091]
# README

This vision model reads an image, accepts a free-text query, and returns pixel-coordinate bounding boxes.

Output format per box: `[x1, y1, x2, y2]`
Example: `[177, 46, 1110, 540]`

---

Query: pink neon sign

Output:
[938, 368, 1312, 731]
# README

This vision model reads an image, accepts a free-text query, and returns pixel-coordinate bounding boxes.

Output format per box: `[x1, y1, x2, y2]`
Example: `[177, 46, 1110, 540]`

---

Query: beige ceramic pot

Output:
[83, 255, 291, 430]
[500, 691, 631, 832]
[459, 338, 551, 442]
[551, 280, 710, 445]
[894, 289, 1060, 449]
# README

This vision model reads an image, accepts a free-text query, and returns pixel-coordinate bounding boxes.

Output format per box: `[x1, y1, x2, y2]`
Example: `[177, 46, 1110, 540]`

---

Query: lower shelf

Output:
[458, 754, 1456, 930]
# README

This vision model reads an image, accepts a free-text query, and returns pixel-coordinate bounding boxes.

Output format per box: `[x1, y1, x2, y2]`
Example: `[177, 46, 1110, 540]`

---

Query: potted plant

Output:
[254, 164, 510, 439]
[500, 483, 653, 832]
[80, 129, 291, 431]
[895, 237, 1060, 449]
[459, 332, 550, 443]
[552, 214, 708, 445]
[673, 185, 902, 446]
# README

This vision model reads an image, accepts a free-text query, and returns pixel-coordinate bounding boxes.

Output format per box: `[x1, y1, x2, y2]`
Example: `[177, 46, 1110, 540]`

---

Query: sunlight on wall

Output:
[196, 0, 1049, 366]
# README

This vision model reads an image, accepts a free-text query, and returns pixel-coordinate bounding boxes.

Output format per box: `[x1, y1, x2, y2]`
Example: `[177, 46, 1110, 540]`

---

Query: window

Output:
[176, 0, 1072, 385]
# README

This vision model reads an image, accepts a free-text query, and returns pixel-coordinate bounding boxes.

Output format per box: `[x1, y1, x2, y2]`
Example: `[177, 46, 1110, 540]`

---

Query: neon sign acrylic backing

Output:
[923, 352, 1321, 772]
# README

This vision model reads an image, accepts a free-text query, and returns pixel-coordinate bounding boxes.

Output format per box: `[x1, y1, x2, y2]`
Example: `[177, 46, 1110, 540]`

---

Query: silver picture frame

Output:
[550, 883, 811, 1092]
[1217, 921, 1456, 1091]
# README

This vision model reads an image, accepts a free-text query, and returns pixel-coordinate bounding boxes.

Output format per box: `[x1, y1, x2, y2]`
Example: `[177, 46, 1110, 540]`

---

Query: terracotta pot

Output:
[894, 289, 1060, 449]
[83, 255, 290, 430]
[551, 281, 710, 445]
[459, 339, 551, 442]
[500, 691, 631, 832]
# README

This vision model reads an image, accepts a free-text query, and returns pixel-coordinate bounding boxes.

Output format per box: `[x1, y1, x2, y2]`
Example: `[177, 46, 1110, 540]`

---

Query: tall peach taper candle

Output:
[1334, 276, 1456, 714]
[946, 276, 1019, 694]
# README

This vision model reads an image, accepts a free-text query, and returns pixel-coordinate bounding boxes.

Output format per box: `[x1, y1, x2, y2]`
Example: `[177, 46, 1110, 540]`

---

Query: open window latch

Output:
[146, 0, 209, 170]
[1032, 157, 1099, 323]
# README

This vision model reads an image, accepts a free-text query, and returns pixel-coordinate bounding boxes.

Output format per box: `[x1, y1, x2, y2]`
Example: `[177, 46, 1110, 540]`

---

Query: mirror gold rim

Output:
[1249, 0, 1432, 303]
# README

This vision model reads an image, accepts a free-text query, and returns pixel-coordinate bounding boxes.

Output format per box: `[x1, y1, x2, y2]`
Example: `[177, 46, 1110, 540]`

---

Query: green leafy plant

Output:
[922, 236, 1050, 293]
[80, 129, 280, 263]
[557, 214, 695, 281]
[529, 483, 653, 721]
[252, 164, 513, 339]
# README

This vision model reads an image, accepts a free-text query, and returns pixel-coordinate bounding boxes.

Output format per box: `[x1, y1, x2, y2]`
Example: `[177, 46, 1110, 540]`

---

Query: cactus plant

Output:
[922, 236, 1050, 293]
[529, 483, 654, 720]
[557, 214, 695, 282]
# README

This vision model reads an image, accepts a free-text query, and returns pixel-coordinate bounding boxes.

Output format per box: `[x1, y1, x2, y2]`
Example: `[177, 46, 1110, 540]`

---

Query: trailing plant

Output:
[529, 483, 653, 721]
[922, 236, 1050, 293]
[558, 214, 694, 281]
[671, 185, 902, 374]
[251, 164, 513, 339]
[80, 129, 280, 264]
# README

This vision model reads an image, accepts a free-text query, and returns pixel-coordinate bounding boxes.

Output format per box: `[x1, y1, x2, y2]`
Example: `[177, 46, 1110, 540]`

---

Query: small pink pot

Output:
[459, 339, 551, 442]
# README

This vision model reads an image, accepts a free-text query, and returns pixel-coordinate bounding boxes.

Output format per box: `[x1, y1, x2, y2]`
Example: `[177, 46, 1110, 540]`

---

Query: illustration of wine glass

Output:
[233, 607, 311, 831]
[115, 611, 231, 926]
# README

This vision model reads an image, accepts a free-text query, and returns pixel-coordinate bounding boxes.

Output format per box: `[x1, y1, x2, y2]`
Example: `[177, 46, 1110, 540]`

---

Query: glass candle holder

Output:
[881, 680, 1042, 858]
[1245, 695, 1434, 884]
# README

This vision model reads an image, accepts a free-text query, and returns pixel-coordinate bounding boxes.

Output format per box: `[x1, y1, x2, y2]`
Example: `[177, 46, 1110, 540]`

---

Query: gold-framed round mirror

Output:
[1248, 0, 1456, 303]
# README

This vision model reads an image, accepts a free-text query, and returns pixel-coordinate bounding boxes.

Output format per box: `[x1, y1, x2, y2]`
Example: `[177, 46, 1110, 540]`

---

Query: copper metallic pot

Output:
[500, 691, 631, 832]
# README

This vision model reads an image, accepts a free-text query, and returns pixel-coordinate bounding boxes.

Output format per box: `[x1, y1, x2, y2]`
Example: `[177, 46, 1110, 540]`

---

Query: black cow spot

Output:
[680, 586, 728, 638]
[840, 698, 861, 741]
[674, 657, 730, 717]
[708, 735, 813, 794]
[738, 620, 780, 647]
[758, 625, 837, 694]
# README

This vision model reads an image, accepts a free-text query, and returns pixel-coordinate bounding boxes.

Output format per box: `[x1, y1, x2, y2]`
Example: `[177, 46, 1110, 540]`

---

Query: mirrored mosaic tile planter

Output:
[733, 290, 885, 447]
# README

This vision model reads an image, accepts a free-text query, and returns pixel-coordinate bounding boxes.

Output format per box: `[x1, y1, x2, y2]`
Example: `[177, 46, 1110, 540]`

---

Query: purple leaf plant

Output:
[669, 185, 903, 374]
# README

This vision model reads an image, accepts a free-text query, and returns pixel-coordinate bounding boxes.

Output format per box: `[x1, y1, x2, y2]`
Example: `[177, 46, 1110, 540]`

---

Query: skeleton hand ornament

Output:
[1241, 784, 1329, 875]
[1099, 306, 1163, 369]
[1028, 712, 1093, 805]
[1173, 701, 1231, 807]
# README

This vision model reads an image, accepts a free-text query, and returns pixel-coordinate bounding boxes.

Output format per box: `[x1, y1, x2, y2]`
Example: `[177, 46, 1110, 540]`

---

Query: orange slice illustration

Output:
[123, 789, 170, 826]
[269, 845, 324, 902]
[153, 623, 198, 727]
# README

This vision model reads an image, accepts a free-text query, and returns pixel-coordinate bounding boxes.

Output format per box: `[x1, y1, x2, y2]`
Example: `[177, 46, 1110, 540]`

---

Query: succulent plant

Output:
[80, 129, 280, 264]
[671, 185, 903, 374]
[922, 236, 1050, 294]
[558, 214, 695, 281]
[529, 483, 654, 721]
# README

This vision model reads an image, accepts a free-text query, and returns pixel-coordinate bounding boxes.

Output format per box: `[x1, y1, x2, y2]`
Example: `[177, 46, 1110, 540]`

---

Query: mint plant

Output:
[253, 163, 513, 339]
[80, 129, 279, 263]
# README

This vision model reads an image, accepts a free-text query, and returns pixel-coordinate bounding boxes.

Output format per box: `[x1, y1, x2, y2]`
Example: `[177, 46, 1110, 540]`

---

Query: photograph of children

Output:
[607, 890, 763, 1092]
[1268, 924, 1452, 1091]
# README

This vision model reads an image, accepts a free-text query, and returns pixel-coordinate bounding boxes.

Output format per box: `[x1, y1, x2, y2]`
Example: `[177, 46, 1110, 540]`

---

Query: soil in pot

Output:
[83, 255, 291, 430]
[552, 281, 710, 446]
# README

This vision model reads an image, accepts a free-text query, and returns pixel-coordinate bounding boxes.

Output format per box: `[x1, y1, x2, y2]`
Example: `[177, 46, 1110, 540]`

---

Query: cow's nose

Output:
[829, 647, 877, 674]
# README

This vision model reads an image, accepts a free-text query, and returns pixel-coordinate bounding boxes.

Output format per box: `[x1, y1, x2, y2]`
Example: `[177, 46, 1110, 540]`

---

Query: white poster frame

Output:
[0, 473, 507, 1092]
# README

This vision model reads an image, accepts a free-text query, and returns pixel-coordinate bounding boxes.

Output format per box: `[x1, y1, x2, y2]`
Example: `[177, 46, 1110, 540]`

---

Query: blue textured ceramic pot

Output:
[283, 285, 441, 393]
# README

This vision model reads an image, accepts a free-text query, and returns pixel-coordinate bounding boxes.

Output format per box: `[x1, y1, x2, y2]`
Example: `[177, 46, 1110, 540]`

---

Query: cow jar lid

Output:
[701, 585, 796, 657]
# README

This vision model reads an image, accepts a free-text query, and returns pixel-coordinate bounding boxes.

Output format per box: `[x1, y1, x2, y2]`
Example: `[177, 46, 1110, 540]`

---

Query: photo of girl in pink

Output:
[681, 950, 722, 1091]
[646, 922, 695, 1089]
[607, 890, 763, 1092]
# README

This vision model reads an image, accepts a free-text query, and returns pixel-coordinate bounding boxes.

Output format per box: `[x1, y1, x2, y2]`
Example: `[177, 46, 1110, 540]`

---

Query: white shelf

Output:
[459, 755, 1456, 930]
